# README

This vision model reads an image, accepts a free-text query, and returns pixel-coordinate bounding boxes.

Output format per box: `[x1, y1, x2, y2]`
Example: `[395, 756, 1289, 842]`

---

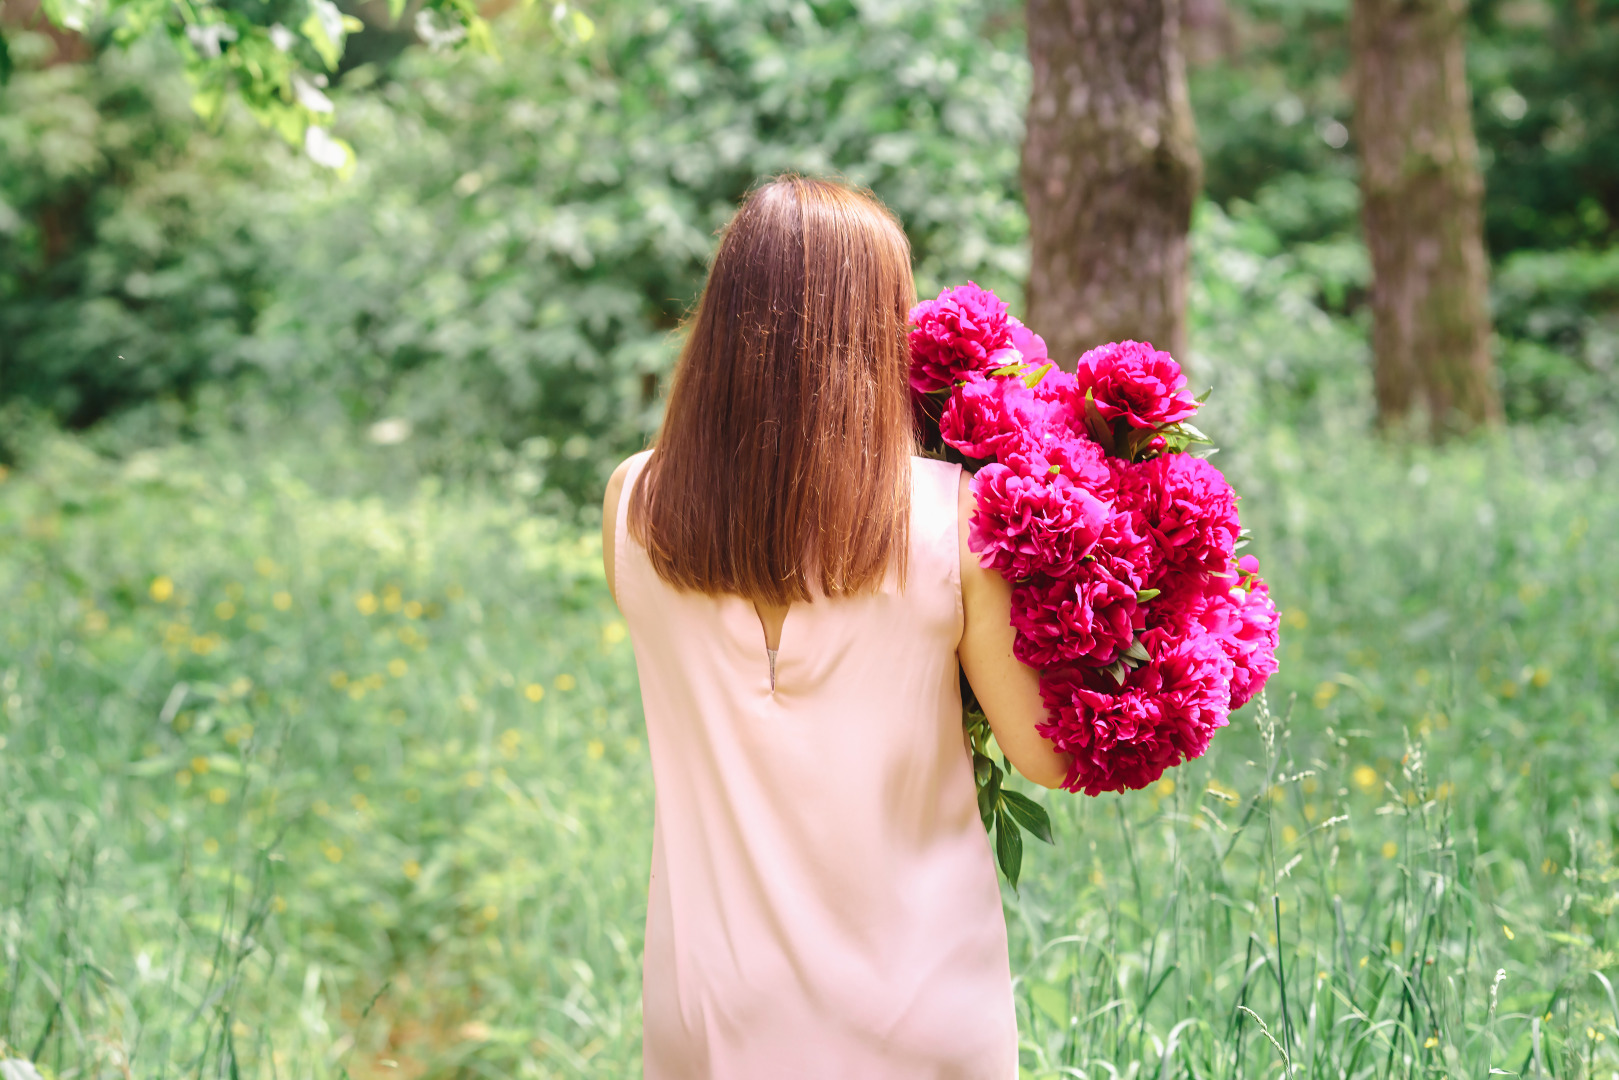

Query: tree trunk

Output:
[1351, 0, 1501, 435]
[1022, 0, 1202, 365]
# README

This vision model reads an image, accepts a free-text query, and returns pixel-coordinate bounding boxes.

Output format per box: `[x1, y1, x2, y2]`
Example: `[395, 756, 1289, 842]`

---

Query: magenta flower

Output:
[1221, 575, 1280, 710]
[1088, 506, 1157, 590]
[1036, 675, 1169, 795]
[939, 375, 1056, 460]
[1011, 565, 1144, 668]
[1140, 567, 1280, 711]
[1130, 453, 1240, 575]
[908, 283, 1018, 394]
[1073, 340, 1200, 430]
[1036, 631, 1231, 794]
[909, 280, 1277, 801]
[1006, 316, 1049, 367]
[968, 459, 1109, 580]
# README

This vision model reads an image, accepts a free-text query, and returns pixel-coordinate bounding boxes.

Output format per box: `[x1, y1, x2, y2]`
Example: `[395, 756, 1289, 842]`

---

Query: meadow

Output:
[2, 405, 1616, 1079]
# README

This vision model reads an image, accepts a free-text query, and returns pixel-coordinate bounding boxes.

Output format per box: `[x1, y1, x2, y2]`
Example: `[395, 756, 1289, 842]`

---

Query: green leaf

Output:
[1135, 587, 1161, 603]
[1105, 660, 1128, 685]
[1021, 362, 1053, 389]
[976, 759, 1002, 830]
[1178, 422, 1212, 443]
[300, 6, 344, 69]
[994, 807, 1024, 889]
[1082, 389, 1116, 455]
[1195, 387, 1213, 404]
[1000, 789, 1054, 844]
[972, 751, 993, 787]
[0, 28, 12, 86]
[1124, 638, 1151, 663]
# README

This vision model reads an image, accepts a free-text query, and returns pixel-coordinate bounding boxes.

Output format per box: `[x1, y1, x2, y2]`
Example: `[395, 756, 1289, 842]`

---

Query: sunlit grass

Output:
[1, 420, 1616, 1078]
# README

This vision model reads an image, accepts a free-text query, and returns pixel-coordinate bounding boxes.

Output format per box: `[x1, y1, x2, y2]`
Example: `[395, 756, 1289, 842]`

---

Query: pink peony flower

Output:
[968, 459, 1109, 580]
[1221, 575, 1280, 710]
[1140, 568, 1279, 711]
[908, 283, 1018, 394]
[939, 375, 1056, 460]
[1072, 340, 1200, 431]
[1011, 565, 1144, 668]
[908, 278, 1276, 801]
[1037, 631, 1234, 794]
[1089, 506, 1157, 590]
[1006, 316, 1049, 367]
[1130, 453, 1240, 576]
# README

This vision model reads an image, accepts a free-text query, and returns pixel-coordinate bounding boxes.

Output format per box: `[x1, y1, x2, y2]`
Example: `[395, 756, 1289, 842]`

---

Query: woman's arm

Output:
[956, 470, 1073, 790]
[601, 459, 633, 608]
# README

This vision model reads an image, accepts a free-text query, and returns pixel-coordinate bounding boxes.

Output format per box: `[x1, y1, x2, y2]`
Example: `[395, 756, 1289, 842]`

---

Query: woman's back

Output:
[613, 449, 1017, 1079]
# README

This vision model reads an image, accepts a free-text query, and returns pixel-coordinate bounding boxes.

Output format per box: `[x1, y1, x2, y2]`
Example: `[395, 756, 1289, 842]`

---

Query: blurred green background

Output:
[1, 0, 1617, 1077]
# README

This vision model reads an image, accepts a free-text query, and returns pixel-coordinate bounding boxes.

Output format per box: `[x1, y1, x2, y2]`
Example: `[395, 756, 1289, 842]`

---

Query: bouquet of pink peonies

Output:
[910, 283, 1280, 885]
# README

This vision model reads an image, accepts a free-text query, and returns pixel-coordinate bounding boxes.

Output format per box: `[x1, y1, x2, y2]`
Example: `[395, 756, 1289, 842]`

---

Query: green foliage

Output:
[3, 411, 1618, 1076]
[0, 36, 269, 428]
[17, 0, 504, 162]
[1469, 0, 1619, 253]
[240, 0, 1030, 499]
[2, 0, 1031, 500]
[1492, 246, 1619, 420]
[1191, 0, 1619, 426]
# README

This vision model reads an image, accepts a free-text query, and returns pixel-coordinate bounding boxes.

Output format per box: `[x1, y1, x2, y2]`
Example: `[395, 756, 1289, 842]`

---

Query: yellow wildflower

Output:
[150, 576, 175, 602]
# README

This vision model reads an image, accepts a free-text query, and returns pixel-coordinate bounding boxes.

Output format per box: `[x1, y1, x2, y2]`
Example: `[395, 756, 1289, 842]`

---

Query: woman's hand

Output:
[957, 470, 1073, 790]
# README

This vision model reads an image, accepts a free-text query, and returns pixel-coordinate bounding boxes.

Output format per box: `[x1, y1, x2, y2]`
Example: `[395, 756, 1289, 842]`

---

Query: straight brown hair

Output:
[628, 176, 917, 605]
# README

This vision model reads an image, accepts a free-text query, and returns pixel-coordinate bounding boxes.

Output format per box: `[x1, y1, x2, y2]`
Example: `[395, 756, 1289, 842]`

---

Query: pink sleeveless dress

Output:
[613, 451, 1018, 1079]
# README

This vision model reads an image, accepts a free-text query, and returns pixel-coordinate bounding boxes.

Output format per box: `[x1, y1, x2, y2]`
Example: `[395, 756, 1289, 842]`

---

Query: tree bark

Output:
[1022, 0, 1202, 365]
[1351, 0, 1501, 435]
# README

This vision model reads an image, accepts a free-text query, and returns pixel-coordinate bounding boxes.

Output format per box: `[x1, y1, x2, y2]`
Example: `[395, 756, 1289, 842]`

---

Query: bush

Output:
[0, 34, 271, 427]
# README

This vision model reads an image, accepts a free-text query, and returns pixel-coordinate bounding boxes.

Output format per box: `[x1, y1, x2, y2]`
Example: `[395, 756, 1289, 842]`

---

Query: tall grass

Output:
[1, 417, 1616, 1078]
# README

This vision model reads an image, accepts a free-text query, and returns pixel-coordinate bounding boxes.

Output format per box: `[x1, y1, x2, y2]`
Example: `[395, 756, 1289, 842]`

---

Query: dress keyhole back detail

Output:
[753, 600, 789, 690]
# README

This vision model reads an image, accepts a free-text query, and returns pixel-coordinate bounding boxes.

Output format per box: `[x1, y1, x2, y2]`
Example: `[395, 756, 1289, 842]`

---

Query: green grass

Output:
[2, 419, 1617, 1078]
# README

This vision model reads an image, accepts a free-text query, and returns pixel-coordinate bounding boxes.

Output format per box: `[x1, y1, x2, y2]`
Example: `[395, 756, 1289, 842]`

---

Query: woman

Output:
[602, 175, 1070, 1079]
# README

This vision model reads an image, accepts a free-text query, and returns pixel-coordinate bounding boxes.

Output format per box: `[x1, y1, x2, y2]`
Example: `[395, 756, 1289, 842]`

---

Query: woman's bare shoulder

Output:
[601, 454, 644, 605]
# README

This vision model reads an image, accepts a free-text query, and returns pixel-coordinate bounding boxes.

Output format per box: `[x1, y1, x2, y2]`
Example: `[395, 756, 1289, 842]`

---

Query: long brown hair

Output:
[628, 176, 918, 605]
